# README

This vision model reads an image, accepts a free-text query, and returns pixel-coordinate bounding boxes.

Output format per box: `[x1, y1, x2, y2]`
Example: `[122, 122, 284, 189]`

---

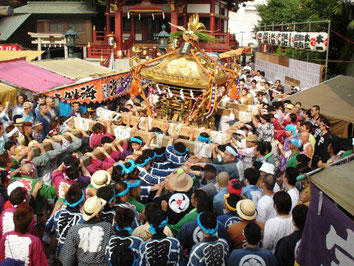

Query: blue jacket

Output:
[241, 185, 263, 205]
[177, 220, 230, 257]
[45, 207, 84, 254]
[149, 166, 175, 177]
[188, 237, 229, 266]
[137, 236, 184, 266]
[105, 232, 144, 266]
[165, 145, 188, 168]
[217, 212, 242, 230]
[152, 160, 172, 170]
[113, 203, 141, 230]
[36, 113, 52, 136]
[228, 246, 277, 265]
[138, 167, 165, 186]
[213, 187, 228, 216]
[206, 161, 239, 179]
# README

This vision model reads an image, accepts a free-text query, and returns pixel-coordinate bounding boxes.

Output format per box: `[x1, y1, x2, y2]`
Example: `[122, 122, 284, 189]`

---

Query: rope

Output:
[330, 29, 354, 44]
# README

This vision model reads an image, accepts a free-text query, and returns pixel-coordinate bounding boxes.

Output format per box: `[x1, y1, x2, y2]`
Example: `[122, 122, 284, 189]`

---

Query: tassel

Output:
[127, 12, 130, 19]
[139, 13, 141, 20]
[152, 14, 155, 20]
[162, 12, 165, 19]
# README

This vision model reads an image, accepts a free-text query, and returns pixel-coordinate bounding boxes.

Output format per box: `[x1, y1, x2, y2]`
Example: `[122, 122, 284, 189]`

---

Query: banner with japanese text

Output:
[296, 184, 354, 265]
[256, 31, 328, 52]
[46, 72, 132, 104]
[0, 44, 23, 51]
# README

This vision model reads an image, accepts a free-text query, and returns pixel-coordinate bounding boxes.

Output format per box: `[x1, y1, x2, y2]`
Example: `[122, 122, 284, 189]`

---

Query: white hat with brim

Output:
[259, 162, 275, 175]
[236, 130, 246, 137]
[168, 171, 193, 192]
[23, 102, 32, 109]
[236, 199, 257, 221]
[7, 181, 25, 197]
[82, 196, 106, 221]
[28, 140, 39, 149]
[91, 170, 111, 189]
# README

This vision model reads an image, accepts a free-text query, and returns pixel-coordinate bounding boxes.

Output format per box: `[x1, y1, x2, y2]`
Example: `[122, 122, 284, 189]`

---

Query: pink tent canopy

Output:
[0, 60, 74, 92]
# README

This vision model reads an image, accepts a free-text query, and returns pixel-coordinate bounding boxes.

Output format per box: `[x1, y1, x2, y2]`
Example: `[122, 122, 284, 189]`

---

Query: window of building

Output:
[73, 23, 83, 33]
[135, 19, 142, 31]
[49, 23, 65, 32]
[123, 17, 131, 31]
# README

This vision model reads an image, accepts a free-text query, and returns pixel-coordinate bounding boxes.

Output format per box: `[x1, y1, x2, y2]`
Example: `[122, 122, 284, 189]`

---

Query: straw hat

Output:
[245, 134, 258, 142]
[236, 199, 257, 221]
[168, 170, 193, 192]
[28, 140, 39, 149]
[82, 196, 106, 221]
[14, 117, 24, 125]
[23, 102, 32, 109]
[285, 103, 294, 110]
[91, 170, 111, 189]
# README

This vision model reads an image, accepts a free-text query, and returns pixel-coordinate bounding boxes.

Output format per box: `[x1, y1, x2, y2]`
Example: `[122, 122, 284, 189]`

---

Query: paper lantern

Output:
[307, 32, 328, 52]
[291, 32, 306, 50]
[256, 31, 264, 43]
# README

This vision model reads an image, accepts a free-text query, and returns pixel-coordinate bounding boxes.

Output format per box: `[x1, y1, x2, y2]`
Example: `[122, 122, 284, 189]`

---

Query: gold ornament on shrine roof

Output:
[169, 13, 215, 43]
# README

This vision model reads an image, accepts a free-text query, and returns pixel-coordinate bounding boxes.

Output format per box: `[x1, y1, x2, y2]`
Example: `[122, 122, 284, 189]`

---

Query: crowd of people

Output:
[0, 64, 352, 266]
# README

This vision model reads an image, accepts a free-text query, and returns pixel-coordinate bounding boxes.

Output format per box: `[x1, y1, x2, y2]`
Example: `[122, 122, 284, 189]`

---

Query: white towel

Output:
[114, 126, 130, 140]
[194, 142, 212, 158]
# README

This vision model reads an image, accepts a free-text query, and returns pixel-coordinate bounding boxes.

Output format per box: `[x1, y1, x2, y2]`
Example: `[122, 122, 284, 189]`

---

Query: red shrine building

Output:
[88, 0, 248, 59]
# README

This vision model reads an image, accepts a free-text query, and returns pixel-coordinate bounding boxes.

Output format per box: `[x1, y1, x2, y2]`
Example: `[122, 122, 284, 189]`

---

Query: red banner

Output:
[45, 72, 132, 104]
[0, 44, 23, 51]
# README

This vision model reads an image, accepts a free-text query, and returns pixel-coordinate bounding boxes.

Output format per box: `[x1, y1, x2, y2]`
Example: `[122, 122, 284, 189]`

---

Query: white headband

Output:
[226, 146, 238, 157]
[64, 116, 74, 125]
[6, 127, 18, 138]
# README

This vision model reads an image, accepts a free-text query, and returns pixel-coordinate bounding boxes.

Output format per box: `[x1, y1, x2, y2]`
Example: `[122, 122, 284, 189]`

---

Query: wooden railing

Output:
[123, 35, 134, 51]
[93, 30, 107, 43]
[88, 45, 113, 58]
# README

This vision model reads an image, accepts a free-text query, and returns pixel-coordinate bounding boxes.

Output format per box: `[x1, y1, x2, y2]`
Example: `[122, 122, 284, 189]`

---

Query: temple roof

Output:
[14, 2, 97, 15]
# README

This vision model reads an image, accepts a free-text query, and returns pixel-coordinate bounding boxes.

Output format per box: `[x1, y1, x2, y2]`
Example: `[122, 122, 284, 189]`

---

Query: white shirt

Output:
[287, 187, 300, 211]
[256, 194, 276, 224]
[263, 215, 295, 252]
[11, 105, 23, 119]
[237, 147, 255, 170]
[273, 182, 283, 193]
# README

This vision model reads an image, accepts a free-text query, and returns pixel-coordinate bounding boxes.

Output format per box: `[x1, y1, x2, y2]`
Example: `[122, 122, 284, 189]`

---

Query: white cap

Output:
[259, 162, 275, 175]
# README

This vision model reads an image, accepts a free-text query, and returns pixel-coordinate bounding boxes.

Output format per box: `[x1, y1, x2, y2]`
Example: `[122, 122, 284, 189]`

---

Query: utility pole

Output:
[240, 31, 245, 47]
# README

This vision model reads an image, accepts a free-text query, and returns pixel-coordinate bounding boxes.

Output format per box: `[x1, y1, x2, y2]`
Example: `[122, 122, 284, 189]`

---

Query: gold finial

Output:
[169, 13, 215, 43]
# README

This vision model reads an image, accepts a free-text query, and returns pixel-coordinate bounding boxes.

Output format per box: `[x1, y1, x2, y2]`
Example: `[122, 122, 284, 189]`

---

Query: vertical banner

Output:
[296, 184, 354, 265]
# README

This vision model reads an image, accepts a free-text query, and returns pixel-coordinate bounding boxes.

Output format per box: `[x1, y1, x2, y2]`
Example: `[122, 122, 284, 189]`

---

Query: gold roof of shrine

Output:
[140, 53, 229, 89]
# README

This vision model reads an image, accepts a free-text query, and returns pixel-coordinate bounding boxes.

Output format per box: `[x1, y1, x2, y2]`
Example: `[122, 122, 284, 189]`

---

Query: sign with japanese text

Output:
[45, 72, 132, 104]
[256, 31, 328, 52]
[0, 44, 23, 51]
[296, 184, 354, 265]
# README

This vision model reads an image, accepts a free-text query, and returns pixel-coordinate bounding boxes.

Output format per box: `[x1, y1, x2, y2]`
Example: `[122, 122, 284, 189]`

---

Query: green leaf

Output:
[194, 32, 216, 42]
[347, 19, 354, 31]
[170, 31, 183, 42]
[332, 1, 344, 16]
